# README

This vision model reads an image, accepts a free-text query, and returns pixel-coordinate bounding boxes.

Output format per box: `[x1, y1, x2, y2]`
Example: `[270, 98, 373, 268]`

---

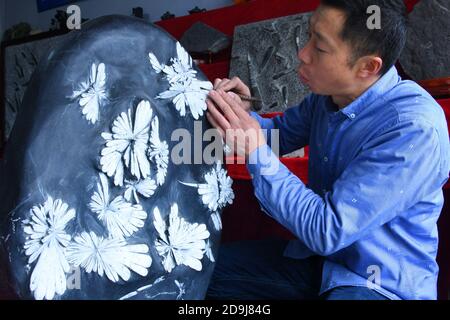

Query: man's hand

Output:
[213, 77, 252, 113]
[206, 89, 266, 158]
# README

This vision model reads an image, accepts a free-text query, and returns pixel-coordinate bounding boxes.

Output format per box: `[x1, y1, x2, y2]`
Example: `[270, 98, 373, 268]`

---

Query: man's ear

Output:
[356, 56, 383, 78]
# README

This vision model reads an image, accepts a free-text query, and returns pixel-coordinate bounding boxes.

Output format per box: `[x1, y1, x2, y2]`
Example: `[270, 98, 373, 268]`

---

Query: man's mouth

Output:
[299, 69, 309, 84]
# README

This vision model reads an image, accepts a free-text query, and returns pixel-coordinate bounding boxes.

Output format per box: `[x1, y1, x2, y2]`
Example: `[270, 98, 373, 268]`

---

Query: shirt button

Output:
[350, 113, 356, 119]
[324, 156, 328, 162]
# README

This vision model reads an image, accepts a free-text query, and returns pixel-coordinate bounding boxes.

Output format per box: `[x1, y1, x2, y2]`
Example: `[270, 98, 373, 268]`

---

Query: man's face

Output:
[298, 6, 359, 96]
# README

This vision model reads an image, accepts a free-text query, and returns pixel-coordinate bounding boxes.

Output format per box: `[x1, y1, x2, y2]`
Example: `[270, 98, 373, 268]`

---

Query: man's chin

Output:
[299, 78, 322, 95]
[305, 84, 320, 94]
[307, 84, 328, 96]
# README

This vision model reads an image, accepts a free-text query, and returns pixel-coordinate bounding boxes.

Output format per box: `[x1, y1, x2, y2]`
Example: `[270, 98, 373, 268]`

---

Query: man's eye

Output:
[316, 47, 326, 53]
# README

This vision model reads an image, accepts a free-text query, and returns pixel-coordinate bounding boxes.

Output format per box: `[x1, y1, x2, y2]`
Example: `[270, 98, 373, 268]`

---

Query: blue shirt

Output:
[247, 67, 450, 300]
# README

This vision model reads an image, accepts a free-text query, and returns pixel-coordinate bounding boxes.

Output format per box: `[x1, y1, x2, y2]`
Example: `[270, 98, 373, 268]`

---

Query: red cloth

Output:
[156, 0, 420, 38]
[198, 61, 231, 81]
[156, 0, 321, 39]
[439, 98, 450, 134]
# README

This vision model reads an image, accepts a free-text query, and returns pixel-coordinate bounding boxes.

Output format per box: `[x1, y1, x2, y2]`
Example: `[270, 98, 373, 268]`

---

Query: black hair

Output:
[320, 0, 407, 75]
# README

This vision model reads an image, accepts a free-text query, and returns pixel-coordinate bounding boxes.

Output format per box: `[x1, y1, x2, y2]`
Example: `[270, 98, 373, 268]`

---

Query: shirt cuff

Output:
[250, 112, 275, 131]
[247, 143, 281, 179]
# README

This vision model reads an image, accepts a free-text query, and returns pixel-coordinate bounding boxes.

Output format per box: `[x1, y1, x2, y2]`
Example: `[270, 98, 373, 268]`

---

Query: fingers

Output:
[213, 78, 223, 89]
[206, 98, 231, 131]
[224, 77, 251, 96]
[208, 90, 240, 124]
[213, 77, 251, 97]
[206, 112, 225, 138]
[217, 89, 249, 119]
[227, 91, 242, 103]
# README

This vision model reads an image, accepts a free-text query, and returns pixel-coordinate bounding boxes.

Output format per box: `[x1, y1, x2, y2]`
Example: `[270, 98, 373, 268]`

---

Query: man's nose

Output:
[298, 42, 311, 65]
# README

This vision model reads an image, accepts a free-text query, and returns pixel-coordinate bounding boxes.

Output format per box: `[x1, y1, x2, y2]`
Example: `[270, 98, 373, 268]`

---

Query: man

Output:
[205, 0, 450, 300]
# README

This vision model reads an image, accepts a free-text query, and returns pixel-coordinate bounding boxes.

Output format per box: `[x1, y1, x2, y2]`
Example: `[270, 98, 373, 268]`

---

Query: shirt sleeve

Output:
[247, 119, 444, 256]
[250, 94, 316, 156]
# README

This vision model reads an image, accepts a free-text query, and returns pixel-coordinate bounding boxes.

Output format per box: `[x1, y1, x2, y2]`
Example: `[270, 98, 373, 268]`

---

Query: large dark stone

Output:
[0, 15, 233, 300]
[399, 0, 450, 80]
[180, 21, 230, 54]
[229, 13, 312, 114]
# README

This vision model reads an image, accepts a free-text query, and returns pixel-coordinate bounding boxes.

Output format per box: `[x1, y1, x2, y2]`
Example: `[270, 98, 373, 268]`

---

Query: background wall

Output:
[0, 0, 5, 39]
[3, 0, 234, 34]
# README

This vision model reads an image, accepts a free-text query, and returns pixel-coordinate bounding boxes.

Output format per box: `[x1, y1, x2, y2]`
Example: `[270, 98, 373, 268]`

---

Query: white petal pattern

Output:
[100, 100, 153, 186]
[23, 196, 75, 300]
[216, 162, 235, 207]
[149, 42, 212, 119]
[205, 239, 215, 263]
[210, 211, 222, 231]
[72, 62, 107, 124]
[153, 203, 210, 273]
[175, 280, 186, 300]
[89, 173, 147, 239]
[66, 232, 152, 282]
[124, 177, 157, 203]
[179, 161, 234, 212]
[148, 115, 169, 186]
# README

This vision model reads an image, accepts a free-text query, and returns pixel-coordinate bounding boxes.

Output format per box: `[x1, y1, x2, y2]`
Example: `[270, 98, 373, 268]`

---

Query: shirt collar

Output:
[329, 66, 400, 120]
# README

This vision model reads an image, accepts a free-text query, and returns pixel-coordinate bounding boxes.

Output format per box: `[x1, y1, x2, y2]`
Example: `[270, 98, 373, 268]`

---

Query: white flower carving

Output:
[216, 162, 234, 208]
[205, 239, 215, 263]
[66, 231, 152, 283]
[118, 277, 186, 300]
[148, 115, 169, 186]
[149, 42, 213, 120]
[89, 173, 147, 239]
[118, 276, 166, 300]
[153, 203, 210, 273]
[157, 80, 212, 120]
[180, 161, 234, 212]
[175, 280, 186, 300]
[72, 62, 107, 124]
[210, 211, 222, 231]
[23, 196, 76, 300]
[149, 42, 197, 84]
[124, 177, 157, 204]
[100, 100, 153, 186]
